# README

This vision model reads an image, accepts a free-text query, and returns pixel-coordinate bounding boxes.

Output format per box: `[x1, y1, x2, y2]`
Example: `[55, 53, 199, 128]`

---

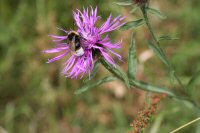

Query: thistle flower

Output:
[44, 7, 125, 78]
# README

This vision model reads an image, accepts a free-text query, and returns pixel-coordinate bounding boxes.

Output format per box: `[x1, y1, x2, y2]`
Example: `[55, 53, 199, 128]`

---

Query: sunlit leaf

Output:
[158, 36, 179, 41]
[128, 35, 137, 79]
[120, 19, 145, 31]
[114, 0, 133, 6]
[145, 7, 167, 19]
[75, 76, 117, 95]
[100, 58, 130, 88]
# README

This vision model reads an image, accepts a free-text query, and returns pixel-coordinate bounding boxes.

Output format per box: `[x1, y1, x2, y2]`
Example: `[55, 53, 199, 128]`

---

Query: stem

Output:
[100, 59, 200, 110]
[170, 117, 200, 133]
[141, 7, 187, 92]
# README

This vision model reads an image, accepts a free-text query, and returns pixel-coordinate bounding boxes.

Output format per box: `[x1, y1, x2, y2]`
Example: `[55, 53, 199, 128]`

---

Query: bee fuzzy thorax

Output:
[68, 31, 84, 56]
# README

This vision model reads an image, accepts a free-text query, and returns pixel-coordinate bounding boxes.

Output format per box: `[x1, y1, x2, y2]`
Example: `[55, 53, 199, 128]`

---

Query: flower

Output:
[44, 7, 125, 78]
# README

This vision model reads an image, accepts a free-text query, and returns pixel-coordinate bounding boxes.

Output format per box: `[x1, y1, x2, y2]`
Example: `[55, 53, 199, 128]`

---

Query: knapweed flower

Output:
[44, 7, 125, 78]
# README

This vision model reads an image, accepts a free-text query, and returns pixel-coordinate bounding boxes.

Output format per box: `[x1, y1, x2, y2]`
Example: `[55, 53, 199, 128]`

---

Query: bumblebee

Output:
[67, 31, 84, 56]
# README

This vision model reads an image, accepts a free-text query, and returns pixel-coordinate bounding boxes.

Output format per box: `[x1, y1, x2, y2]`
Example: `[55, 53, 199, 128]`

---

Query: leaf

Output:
[120, 19, 145, 31]
[169, 70, 175, 84]
[100, 58, 131, 88]
[148, 42, 169, 67]
[128, 35, 137, 79]
[158, 36, 179, 41]
[114, 0, 133, 6]
[187, 70, 200, 94]
[83, 62, 100, 83]
[130, 5, 138, 14]
[130, 80, 176, 97]
[148, 42, 176, 84]
[75, 76, 117, 95]
[145, 7, 167, 19]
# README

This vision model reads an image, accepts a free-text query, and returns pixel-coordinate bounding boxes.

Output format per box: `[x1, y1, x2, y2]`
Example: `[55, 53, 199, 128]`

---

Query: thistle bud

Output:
[133, 0, 148, 7]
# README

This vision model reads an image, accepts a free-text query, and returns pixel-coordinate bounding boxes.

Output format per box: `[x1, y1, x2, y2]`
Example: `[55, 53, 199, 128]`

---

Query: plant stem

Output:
[170, 117, 200, 133]
[141, 7, 187, 93]
[100, 59, 200, 110]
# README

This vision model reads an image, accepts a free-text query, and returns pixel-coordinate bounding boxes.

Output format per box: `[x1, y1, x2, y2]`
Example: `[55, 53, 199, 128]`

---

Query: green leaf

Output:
[130, 80, 176, 97]
[114, 0, 133, 6]
[169, 70, 175, 84]
[187, 70, 200, 94]
[75, 76, 117, 95]
[100, 58, 131, 88]
[148, 42, 176, 84]
[130, 5, 138, 14]
[148, 42, 169, 67]
[120, 19, 145, 31]
[83, 62, 100, 83]
[145, 7, 167, 19]
[158, 36, 179, 41]
[128, 35, 137, 79]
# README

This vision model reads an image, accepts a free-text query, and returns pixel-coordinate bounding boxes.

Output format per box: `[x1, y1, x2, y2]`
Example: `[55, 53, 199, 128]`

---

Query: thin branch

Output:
[170, 117, 200, 133]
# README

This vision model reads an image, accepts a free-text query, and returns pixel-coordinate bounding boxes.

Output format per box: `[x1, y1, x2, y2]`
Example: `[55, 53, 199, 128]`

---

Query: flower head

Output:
[44, 7, 125, 78]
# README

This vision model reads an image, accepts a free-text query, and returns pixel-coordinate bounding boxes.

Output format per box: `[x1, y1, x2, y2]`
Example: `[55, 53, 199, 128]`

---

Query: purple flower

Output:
[44, 7, 125, 78]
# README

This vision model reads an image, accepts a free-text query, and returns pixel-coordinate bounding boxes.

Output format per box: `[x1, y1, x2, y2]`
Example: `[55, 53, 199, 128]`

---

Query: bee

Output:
[67, 31, 84, 56]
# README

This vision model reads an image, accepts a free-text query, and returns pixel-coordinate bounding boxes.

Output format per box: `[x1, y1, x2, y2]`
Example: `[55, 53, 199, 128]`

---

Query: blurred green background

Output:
[0, 0, 200, 133]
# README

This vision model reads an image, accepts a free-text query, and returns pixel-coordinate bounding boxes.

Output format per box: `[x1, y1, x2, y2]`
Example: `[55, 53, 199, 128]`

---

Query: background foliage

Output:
[0, 0, 200, 133]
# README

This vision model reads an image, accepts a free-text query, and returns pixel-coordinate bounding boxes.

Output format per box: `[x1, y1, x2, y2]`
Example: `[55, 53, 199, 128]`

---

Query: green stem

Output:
[100, 59, 200, 110]
[141, 7, 187, 93]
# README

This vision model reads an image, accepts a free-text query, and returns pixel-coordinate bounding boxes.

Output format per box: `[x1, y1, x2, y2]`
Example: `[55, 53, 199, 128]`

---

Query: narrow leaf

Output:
[120, 19, 145, 31]
[148, 42, 169, 67]
[100, 58, 130, 88]
[130, 5, 138, 14]
[75, 76, 117, 95]
[128, 35, 137, 79]
[158, 36, 179, 41]
[169, 70, 175, 84]
[114, 0, 133, 6]
[148, 42, 176, 83]
[145, 7, 167, 19]
[130, 80, 176, 97]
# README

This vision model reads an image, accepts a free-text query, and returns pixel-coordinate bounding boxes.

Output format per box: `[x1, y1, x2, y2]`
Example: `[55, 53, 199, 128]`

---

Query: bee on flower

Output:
[43, 7, 125, 78]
